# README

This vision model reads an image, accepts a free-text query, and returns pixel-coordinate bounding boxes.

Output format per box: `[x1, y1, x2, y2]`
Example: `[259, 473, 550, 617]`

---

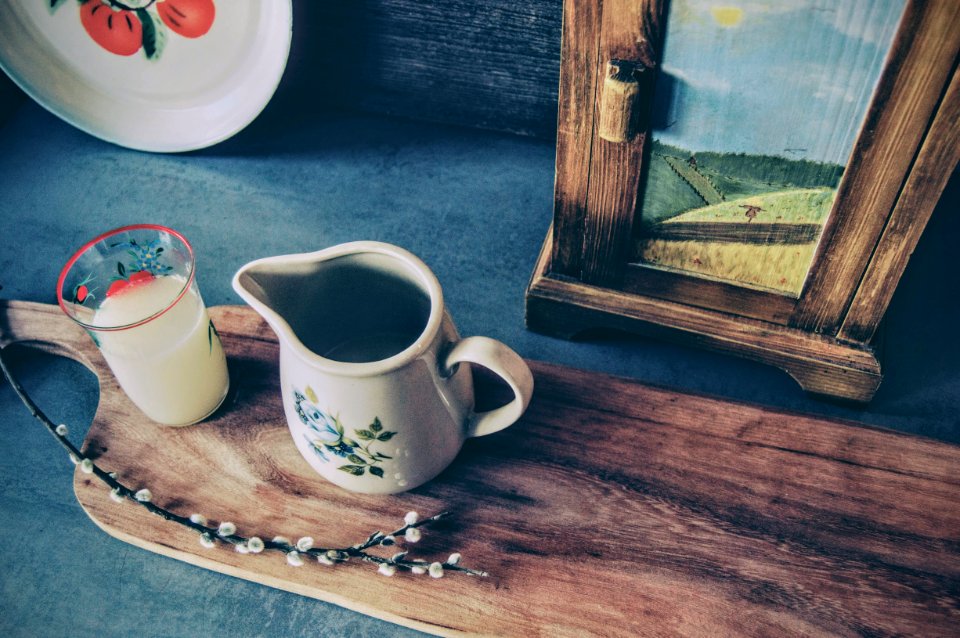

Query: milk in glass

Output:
[92, 274, 229, 425]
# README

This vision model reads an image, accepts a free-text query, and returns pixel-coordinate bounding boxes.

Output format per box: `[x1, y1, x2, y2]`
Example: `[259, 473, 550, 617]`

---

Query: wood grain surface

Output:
[288, 0, 562, 138]
[528, 233, 883, 402]
[550, 0, 601, 277]
[839, 59, 960, 343]
[580, 0, 664, 286]
[2, 301, 959, 637]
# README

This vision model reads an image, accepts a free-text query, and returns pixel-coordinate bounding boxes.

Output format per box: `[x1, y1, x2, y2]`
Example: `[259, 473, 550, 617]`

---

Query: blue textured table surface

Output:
[1, 99, 957, 637]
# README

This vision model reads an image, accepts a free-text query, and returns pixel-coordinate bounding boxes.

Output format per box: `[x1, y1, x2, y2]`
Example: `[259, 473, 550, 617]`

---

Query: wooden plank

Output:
[285, 0, 562, 138]
[621, 264, 797, 324]
[3, 300, 958, 636]
[792, 0, 960, 333]
[527, 243, 882, 401]
[839, 66, 960, 343]
[580, 0, 664, 286]
[550, 0, 601, 277]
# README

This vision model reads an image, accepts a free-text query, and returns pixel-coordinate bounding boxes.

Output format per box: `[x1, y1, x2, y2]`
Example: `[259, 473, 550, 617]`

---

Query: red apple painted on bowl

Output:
[156, 0, 215, 38]
[81, 0, 143, 56]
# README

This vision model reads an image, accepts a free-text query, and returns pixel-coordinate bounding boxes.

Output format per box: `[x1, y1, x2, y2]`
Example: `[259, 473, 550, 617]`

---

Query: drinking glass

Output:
[57, 224, 229, 425]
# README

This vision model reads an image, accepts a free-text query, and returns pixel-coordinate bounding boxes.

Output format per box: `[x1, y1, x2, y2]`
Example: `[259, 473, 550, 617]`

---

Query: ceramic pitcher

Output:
[232, 241, 534, 494]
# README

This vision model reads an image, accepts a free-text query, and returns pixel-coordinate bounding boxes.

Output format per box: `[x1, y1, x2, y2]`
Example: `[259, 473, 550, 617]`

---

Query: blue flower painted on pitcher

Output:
[301, 400, 343, 444]
[293, 386, 396, 478]
[302, 401, 355, 459]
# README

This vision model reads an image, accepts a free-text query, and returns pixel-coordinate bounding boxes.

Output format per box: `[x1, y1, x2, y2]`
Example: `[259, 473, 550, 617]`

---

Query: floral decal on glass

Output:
[48, 0, 216, 60]
[69, 236, 222, 357]
[293, 386, 396, 479]
[71, 237, 172, 305]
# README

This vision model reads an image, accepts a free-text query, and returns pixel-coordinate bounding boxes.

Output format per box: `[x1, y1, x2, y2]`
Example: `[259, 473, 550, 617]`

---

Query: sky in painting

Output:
[651, 0, 906, 165]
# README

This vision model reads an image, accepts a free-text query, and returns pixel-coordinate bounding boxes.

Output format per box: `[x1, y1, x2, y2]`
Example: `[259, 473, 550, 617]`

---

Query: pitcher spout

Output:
[232, 259, 280, 330]
[232, 242, 443, 368]
[232, 251, 328, 353]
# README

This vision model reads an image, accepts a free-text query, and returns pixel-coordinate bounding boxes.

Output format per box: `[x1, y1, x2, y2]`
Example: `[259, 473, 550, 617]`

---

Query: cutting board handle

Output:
[0, 300, 106, 378]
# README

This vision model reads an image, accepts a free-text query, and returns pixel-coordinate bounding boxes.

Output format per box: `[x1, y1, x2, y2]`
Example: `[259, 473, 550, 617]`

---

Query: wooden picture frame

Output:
[526, 0, 960, 402]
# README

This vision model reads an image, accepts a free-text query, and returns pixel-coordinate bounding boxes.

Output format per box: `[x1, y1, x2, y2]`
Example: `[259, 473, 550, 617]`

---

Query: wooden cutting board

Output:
[2, 300, 958, 637]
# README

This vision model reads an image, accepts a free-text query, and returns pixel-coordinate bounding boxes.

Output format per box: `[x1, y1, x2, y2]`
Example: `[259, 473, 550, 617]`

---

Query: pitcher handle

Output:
[442, 337, 534, 438]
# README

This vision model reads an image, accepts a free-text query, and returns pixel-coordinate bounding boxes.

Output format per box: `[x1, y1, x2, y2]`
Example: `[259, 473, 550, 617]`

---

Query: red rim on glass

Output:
[57, 224, 196, 332]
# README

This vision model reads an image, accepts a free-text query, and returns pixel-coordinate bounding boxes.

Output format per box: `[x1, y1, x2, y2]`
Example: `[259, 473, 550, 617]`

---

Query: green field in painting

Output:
[638, 140, 844, 227]
[660, 188, 835, 225]
[635, 141, 844, 295]
[639, 189, 836, 295]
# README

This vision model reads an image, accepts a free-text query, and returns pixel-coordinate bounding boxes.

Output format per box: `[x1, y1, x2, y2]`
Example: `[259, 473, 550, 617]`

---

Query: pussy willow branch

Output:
[0, 345, 486, 577]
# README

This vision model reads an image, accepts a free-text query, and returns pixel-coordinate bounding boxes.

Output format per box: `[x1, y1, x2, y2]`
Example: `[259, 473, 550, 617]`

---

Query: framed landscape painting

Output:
[633, 0, 906, 296]
[527, 0, 960, 401]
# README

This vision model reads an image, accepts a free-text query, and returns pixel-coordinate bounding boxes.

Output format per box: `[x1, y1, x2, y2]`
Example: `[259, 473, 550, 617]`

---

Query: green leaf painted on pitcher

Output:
[293, 388, 396, 479]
